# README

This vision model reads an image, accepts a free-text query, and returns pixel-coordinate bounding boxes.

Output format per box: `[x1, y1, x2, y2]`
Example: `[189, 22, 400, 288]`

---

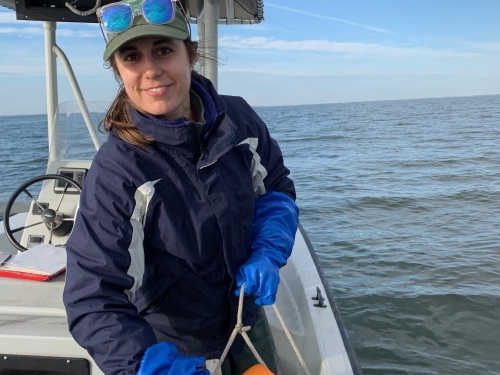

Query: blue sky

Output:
[1, 0, 500, 115]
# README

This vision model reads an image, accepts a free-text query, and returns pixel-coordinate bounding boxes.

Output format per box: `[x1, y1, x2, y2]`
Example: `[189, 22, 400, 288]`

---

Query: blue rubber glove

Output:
[137, 342, 210, 375]
[235, 191, 299, 306]
[235, 251, 281, 306]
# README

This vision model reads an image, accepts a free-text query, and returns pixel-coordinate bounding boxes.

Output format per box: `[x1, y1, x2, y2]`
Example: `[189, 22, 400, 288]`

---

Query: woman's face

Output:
[114, 36, 193, 121]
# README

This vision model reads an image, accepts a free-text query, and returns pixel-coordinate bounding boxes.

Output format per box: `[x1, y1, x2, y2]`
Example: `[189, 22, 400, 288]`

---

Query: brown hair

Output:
[99, 38, 199, 149]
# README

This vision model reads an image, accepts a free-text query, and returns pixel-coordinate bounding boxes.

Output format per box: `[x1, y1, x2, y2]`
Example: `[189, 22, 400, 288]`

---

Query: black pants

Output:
[221, 308, 278, 375]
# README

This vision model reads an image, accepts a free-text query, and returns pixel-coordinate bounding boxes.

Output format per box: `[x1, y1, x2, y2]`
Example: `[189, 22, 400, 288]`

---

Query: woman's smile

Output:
[144, 85, 169, 96]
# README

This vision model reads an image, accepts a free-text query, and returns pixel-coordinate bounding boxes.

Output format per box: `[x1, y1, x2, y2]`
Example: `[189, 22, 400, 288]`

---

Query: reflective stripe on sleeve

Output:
[125, 178, 161, 300]
[238, 137, 268, 197]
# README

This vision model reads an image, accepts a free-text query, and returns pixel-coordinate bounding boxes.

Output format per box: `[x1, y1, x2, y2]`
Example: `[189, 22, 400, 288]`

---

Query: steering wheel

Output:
[3, 174, 82, 251]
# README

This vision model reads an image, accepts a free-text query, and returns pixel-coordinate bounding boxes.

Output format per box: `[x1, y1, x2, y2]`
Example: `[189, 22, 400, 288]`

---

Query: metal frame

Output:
[199, 0, 219, 89]
[44, 21, 58, 160]
[53, 45, 102, 155]
[42, 21, 101, 162]
[193, 0, 264, 88]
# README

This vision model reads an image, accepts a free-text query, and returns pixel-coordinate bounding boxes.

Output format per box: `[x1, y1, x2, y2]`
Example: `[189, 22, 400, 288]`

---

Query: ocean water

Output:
[1, 95, 500, 374]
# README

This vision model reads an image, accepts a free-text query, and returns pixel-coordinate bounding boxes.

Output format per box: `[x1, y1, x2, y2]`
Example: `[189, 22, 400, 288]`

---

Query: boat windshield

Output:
[50, 101, 110, 161]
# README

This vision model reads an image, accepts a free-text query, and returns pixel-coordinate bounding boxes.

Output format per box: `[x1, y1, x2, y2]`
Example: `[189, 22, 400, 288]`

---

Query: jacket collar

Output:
[129, 74, 227, 145]
[192, 74, 227, 116]
[126, 75, 242, 167]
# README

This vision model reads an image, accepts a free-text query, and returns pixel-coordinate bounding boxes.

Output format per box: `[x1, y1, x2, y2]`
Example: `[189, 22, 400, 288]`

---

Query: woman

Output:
[63, 2, 299, 375]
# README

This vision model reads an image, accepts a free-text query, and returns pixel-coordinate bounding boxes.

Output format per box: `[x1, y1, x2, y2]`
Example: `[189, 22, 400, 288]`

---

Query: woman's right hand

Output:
[137, 342, 210, 375]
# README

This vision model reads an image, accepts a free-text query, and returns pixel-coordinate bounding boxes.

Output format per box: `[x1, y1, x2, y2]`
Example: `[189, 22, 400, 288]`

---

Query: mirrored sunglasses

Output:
[97, 0, 178, 34]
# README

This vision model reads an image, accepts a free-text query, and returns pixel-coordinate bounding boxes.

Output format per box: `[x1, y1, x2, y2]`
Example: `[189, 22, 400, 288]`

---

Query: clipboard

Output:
[0, 244, 66, 282]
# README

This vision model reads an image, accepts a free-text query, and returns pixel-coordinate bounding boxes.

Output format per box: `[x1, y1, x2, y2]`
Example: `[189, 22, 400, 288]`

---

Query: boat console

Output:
[2, 101, 107, 253]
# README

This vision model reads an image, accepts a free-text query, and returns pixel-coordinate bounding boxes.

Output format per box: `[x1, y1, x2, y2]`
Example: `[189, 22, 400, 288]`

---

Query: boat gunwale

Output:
[299, 223, 364, 375]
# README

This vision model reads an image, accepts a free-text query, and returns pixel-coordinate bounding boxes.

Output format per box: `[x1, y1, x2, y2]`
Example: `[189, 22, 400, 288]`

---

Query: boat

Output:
[0, 1, 363, 374]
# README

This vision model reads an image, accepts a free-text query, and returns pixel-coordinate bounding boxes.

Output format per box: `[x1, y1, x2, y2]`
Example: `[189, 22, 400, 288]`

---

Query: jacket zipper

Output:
[200, 160, 217, 169]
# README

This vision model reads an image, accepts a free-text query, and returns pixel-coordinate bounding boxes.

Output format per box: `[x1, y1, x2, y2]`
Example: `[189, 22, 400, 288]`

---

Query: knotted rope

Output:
[213, 282, 312, 375]
[213, 282, 267, 374]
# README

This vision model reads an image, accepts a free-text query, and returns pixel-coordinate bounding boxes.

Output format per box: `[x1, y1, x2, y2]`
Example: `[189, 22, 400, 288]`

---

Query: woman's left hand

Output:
[235, 252, 280, 306]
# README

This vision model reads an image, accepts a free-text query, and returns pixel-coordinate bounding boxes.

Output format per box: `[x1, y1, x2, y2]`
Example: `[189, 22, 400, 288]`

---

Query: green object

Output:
[102, 4, 189, 61]
[221, 309, 278, 375]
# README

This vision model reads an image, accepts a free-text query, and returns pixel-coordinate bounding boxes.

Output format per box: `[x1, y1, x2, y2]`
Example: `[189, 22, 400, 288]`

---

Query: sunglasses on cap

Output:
[97, 0, 181, 34]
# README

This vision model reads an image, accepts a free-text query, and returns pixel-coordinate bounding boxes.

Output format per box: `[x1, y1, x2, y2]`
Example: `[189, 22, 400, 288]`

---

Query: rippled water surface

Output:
[1, 95, 500, 374]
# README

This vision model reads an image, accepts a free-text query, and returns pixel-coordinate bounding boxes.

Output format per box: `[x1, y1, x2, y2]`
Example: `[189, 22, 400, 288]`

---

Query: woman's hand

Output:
[235, 191, 299, 306]
[235, 252, 280, 306]
[137, 342, 210, 375]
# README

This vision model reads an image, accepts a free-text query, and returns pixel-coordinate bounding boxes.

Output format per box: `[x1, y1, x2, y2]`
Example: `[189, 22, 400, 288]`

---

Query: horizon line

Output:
[1, 93, 499, 117]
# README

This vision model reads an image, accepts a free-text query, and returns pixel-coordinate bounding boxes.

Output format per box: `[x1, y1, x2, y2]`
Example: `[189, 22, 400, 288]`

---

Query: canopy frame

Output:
[1, 0, 264, 158]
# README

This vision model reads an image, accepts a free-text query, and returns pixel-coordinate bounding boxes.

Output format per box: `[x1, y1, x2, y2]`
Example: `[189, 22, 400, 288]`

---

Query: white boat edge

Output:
[266, 223, 362, 375]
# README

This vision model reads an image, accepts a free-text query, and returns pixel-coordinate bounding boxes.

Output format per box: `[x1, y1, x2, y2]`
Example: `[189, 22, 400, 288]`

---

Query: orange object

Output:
[242, 364, 275, 375]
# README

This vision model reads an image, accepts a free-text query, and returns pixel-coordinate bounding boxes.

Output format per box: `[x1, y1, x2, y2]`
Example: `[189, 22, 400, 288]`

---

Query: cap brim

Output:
[103, 24, 189, 61]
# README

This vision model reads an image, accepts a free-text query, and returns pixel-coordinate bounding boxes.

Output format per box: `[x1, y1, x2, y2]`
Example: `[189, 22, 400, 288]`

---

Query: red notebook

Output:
[0, 244, 66, 281]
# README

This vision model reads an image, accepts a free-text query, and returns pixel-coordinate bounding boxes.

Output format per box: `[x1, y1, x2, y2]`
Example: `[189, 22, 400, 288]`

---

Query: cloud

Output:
[0, 10, 100, 37]
[0, 64, 44, 75]
[237, 23, 298, 34]
[265, 3, 394, 34]
[0, 26, 42, 36]
[57, 28, 100, 38]
[0, 24, 99, 38]
[219, 36, 481, 59]
[219, 70, 500, 107]
[462, 42, 500, 53]
[0, 11, 16, 24]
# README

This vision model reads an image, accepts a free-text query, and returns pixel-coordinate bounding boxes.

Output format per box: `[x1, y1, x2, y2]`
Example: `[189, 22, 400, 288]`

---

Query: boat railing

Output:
[50, 46, 102, 161]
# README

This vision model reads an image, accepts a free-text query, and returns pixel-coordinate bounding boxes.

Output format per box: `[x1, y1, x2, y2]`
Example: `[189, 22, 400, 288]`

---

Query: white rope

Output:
[213, 282, 312, 375]
[272, 304, 312, 375]
[213, 282, 267, 375]
[65, 0, 102, 16]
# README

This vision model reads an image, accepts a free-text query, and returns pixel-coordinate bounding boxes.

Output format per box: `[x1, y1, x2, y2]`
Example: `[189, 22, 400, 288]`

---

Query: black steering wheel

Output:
[3, 174, 82, 251]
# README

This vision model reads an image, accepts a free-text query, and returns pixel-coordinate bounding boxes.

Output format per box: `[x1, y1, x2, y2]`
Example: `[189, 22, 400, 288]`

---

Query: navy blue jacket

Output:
[63, 76, 298, 375]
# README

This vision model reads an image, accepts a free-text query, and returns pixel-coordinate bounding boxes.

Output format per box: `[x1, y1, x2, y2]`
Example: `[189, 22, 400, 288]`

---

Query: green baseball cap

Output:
[103, 5, 189, 62]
